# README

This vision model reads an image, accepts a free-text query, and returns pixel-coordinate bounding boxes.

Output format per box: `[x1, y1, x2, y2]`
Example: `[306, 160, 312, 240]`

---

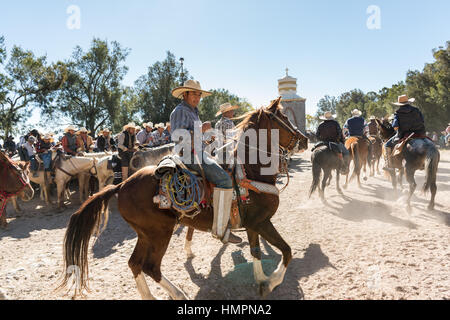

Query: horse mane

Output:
[234, 108, 266, 131]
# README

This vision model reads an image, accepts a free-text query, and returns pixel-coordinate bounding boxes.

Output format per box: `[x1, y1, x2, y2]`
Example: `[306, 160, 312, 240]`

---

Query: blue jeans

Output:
[40, 152, 52, 170]
[185, 151, 232, 189]
[29, 156, 38, 171]
[385, 133, 399, 148]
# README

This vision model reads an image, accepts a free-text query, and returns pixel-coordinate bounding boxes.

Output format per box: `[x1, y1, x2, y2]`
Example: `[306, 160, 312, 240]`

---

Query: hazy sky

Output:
[1, 0, 449, 132]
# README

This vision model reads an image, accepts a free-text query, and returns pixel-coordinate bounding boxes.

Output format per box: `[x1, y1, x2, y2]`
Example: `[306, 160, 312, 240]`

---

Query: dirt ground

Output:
[0, 149, 449, 300]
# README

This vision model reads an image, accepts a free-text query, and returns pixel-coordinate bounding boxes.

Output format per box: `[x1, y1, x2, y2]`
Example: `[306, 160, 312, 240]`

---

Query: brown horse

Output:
[343, 136, 369, 188]
[0, 152, 34, 228]
[58, 98, 308, 299]
[368, 135, 383, 177]
[375, 118, 404, 189]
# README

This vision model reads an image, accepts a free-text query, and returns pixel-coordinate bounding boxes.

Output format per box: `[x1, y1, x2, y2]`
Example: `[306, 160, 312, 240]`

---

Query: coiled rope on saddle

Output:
[165, 168, 202, 219]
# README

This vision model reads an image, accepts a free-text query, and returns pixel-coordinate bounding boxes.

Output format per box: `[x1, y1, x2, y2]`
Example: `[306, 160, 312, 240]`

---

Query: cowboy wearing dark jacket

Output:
[383, 95, 425, 171]
[315, 111, 349, 168]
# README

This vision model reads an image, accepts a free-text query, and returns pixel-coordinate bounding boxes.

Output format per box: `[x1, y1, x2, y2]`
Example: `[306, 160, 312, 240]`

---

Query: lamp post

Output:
[179, 57, 185, 84]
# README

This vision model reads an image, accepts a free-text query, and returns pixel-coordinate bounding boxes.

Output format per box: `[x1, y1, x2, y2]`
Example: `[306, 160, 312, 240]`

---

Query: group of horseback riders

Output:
[314, 94, 426, 173]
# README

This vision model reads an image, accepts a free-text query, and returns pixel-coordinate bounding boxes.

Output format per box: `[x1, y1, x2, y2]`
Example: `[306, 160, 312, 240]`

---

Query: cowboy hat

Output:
[369, 115, 376, 120]
[392, 94, 415, 106]
[76, 127, 90, 135]
[172, 80, 212, 99]
[154, 123, 165, 129]
[319, 111, 337, 120]
[165, 122, 171, 127]
[143, 122, 153, 129]
[351, 109, 362, 117]
[42, 133, 52, 140]
[215, 103, 239, 117]
[123, 122, 137, 131]
[64, 125, 77, 133]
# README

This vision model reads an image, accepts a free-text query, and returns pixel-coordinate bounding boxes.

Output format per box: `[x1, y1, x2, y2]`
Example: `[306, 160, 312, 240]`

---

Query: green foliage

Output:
[318, 41, 449, 132]
[45, 38, 130, 135]
[135, 51, 187, 124]
[198, 88, 253, 124]
[0, 39, 67, 139]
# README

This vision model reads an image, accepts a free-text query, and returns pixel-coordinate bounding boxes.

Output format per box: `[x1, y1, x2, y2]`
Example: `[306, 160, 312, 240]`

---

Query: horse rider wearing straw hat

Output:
[76, 127, 94, 153]
[343, 109, 368, 138]
[314, 111, 348, 168]
[152, 123, 167, 147]
[215, 103, 239, 142]
[137, 122, 154, 147]
[383, 94, 426, 172]
[118, 122, 138, 180]
[97, 128, 116, 152]
[170, 80, 242, 244]
[61, 125, 78, 156]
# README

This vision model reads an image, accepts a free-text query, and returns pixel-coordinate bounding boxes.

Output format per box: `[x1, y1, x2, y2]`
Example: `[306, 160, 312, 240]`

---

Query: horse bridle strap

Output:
[266, 110, 298, 151]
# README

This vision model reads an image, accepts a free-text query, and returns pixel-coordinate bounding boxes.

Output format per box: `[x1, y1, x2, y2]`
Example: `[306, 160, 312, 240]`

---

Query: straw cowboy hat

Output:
[64, 125, 77, 133]
[215, 103, 239, 117]
[155, 123, 165, 129]
[369, 115, 376, 120]
[392, 94, 415, 106]
[76, 127, 91, 135]
[143, 122, 154, 129]
[42, 133, 52, 140]
[165, 122, 171, 128]
[172, 80, 212, 99]
[123, 122, 137, 131]
[351, 109, 362, 117]
[319, 111, 337, 120]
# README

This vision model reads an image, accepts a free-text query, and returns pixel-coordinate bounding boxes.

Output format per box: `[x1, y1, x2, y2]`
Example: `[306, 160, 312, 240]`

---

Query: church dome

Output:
[278, 68, 301, 99]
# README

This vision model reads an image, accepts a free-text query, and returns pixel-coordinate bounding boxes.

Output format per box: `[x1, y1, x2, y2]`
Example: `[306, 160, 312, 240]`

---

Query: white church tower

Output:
[278, 68, 306, 132]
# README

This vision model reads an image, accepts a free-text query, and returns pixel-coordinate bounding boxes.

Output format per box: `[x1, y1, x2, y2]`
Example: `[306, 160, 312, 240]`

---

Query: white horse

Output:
[77, 152, 116, 202]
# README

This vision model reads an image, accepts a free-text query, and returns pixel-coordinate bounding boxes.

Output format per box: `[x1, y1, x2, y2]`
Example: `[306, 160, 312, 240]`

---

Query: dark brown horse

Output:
[375, 119, 440, 211]
[0, 152, 34, 228]
[59, 98, 308, 299]
[343, 136, 369, 188]
[368, 134, 383, 177]
[375, 118, 404, 189]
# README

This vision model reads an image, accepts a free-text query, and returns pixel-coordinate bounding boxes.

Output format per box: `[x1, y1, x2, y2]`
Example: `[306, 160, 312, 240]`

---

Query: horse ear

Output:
[266, 97, 282, 112]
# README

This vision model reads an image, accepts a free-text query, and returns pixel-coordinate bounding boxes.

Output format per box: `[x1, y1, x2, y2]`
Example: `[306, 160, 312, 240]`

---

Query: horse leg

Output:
[56, 180, 68, 211]
[254, 221, 292, 297]
[247, 229, 268, 285]
[141, 225, 188, 300]
[405, 166, 416, 213]
[399, 168, 404, 190]
[184, 227, 195, 259]
[128, 238, 157, 300]
[336, 169, 344, 196]
[428, 182, 437, 211]
[12, 196, 22, 213]
[320, 169, 331, 203]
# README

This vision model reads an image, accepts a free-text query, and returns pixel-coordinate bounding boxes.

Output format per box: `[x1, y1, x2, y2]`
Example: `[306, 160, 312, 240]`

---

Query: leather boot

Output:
[212, 188, 242, 244]
[382, 147, 394, 172]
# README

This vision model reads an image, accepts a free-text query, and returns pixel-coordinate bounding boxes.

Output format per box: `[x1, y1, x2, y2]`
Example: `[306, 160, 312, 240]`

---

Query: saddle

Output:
[153, 155, 279, 229]
[311, 141, 342, 154]
[391, 133, 432, 168]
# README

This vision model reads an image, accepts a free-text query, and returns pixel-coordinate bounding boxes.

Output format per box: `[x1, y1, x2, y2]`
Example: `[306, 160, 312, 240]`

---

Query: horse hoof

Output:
[427, 204, 434, 211]
[186, 253, 195, 260]
[258, 281, 271, 298]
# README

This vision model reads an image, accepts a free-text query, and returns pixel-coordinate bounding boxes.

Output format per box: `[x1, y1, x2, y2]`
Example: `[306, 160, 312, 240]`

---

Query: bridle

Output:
[0, 158, 30, 218]
[266, 109, 300, 152]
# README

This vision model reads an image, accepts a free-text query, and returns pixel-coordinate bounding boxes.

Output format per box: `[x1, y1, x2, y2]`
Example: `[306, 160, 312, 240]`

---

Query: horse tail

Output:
[57, 183, 122, 295]
[309, 156, 321, 198]
[422, 146, 440, 194]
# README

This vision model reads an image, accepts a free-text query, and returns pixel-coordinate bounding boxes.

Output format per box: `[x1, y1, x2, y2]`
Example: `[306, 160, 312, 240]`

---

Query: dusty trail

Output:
[1, 150, 449, 300]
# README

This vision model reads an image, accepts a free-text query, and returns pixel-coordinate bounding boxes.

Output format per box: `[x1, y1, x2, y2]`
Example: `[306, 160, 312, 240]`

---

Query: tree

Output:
[315, 95, 337, 118]
[111, 87, 141, 134]
[197, 88, 253, 124]
[0, 38, 67, 139]
[44, 38, 130, 135]
[135, 51, 188, 124]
